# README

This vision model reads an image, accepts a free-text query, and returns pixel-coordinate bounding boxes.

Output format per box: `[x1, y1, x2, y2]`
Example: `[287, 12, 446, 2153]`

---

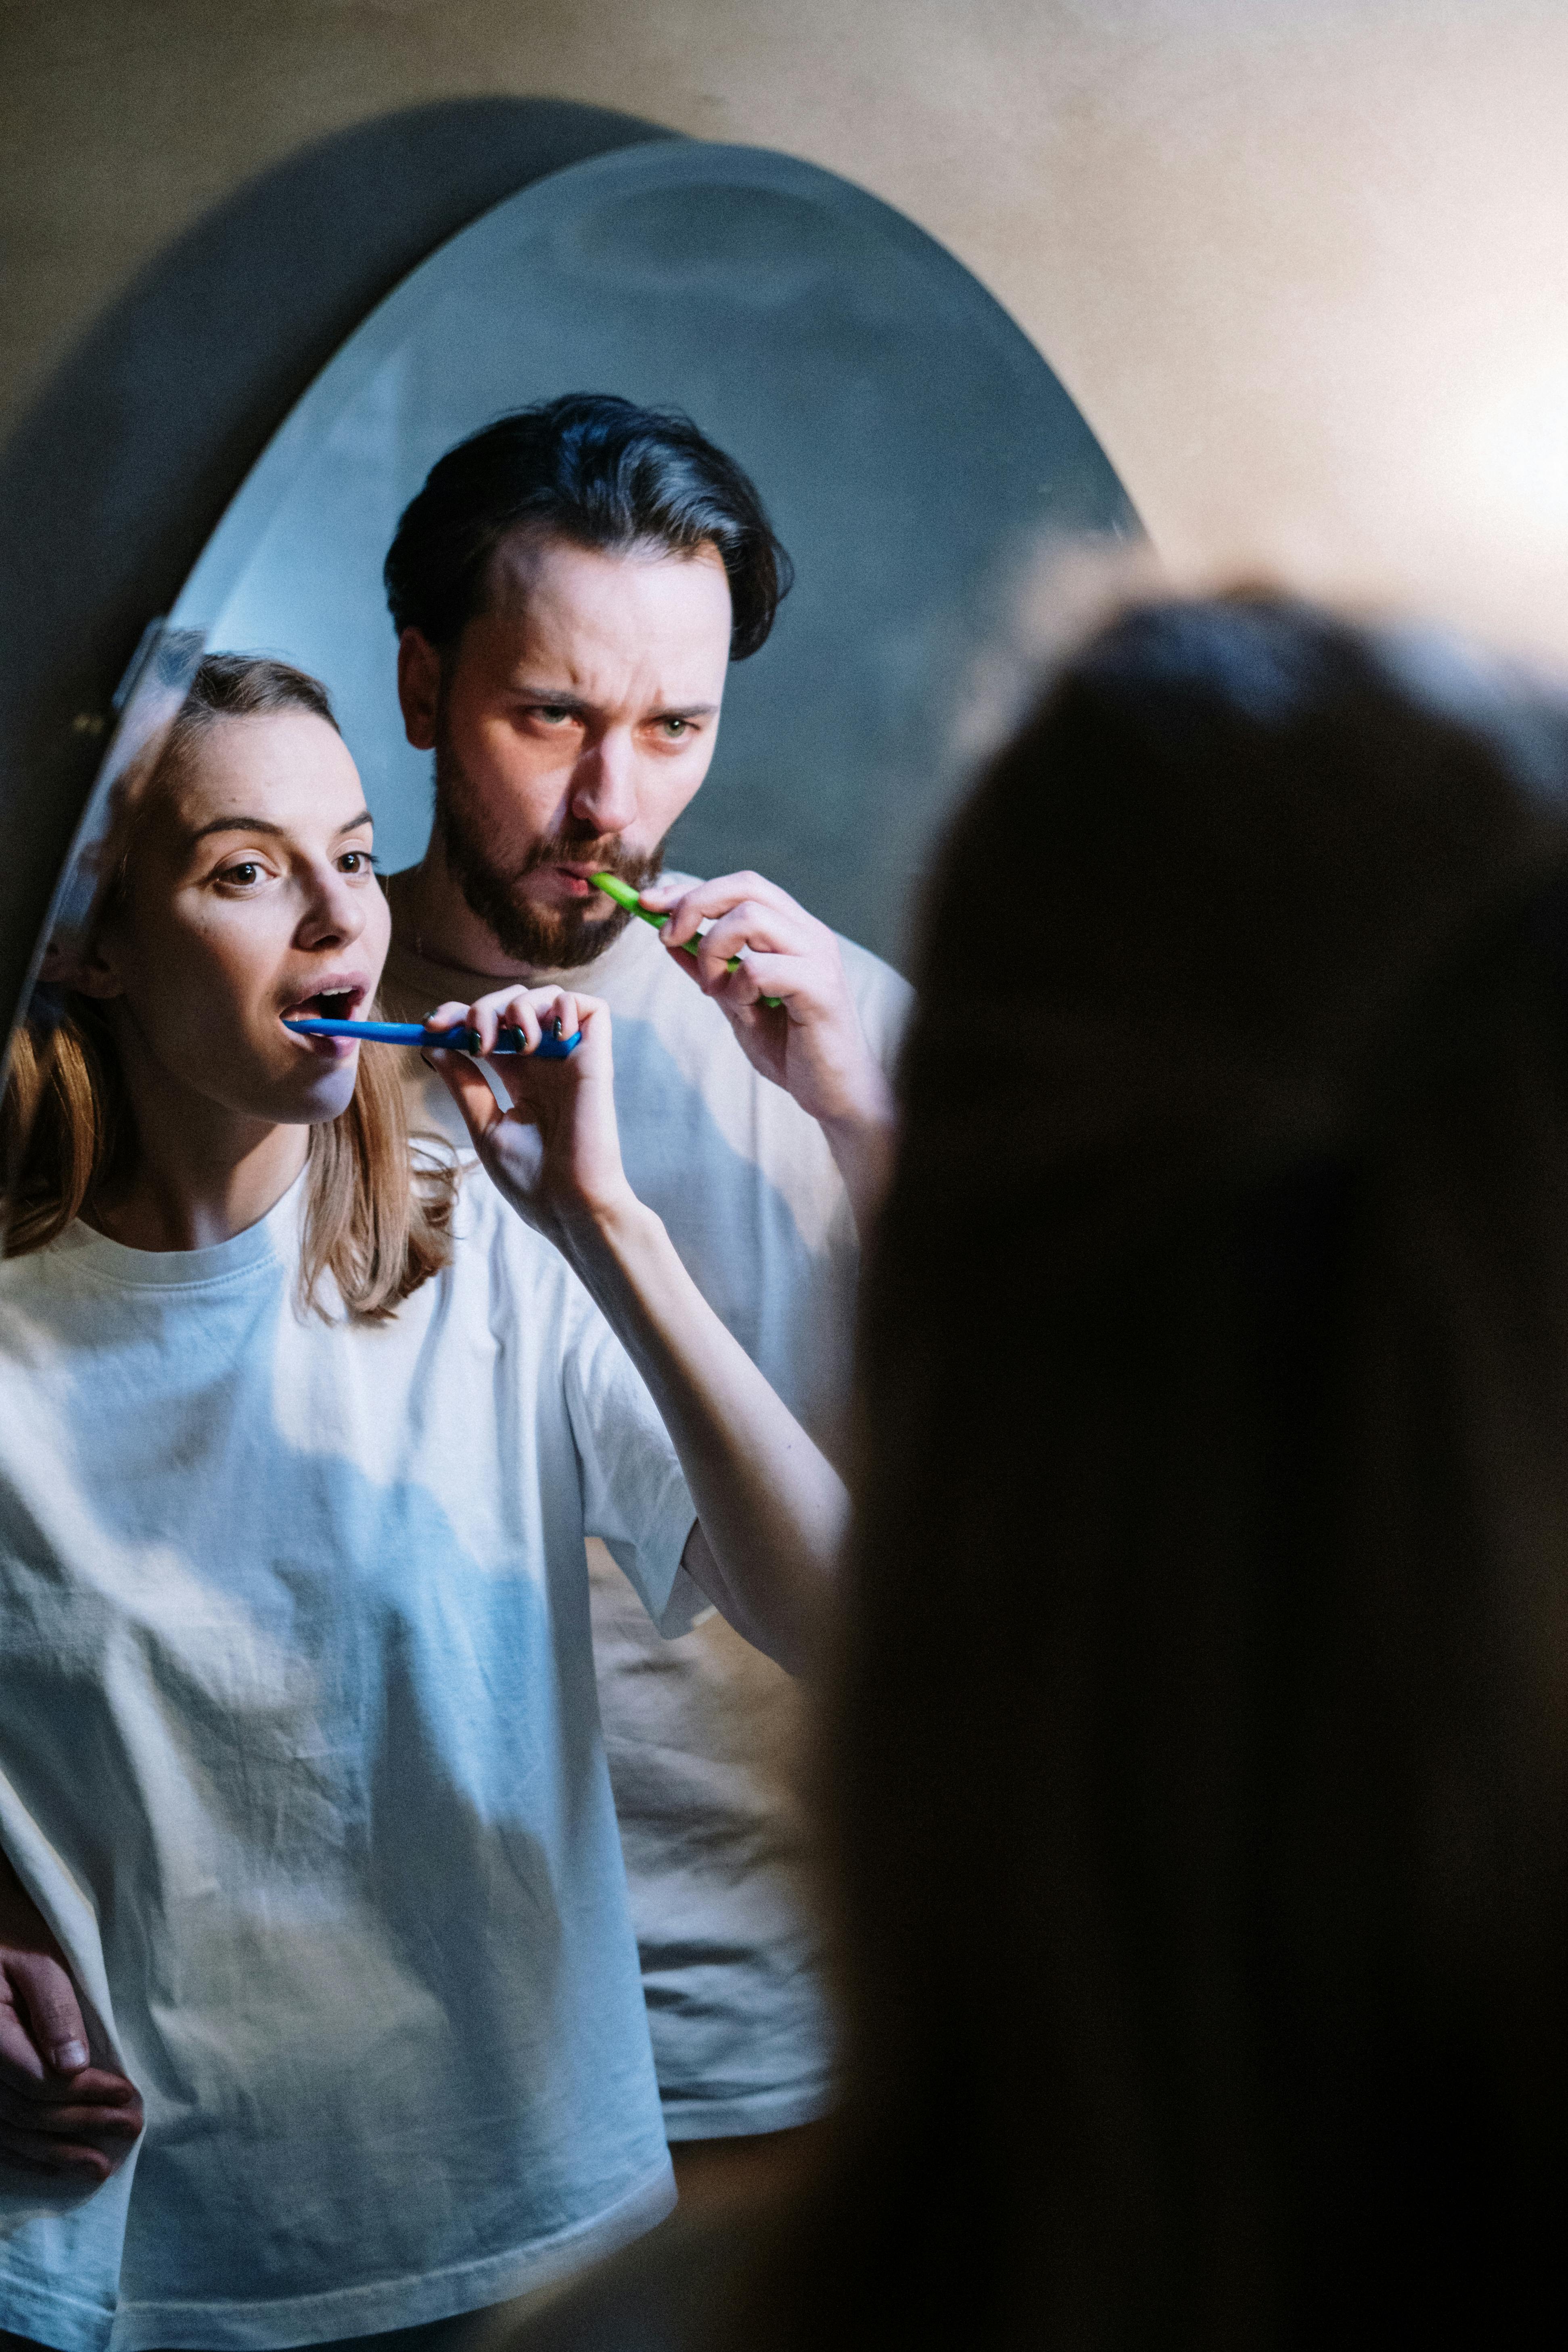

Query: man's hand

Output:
[640, 872, 897, 1233]
[0, 1851, 142, 2182]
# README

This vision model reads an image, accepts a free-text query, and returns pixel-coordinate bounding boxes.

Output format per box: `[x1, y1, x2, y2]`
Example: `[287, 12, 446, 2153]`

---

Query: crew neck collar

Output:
[56, 1165, 308, 1292]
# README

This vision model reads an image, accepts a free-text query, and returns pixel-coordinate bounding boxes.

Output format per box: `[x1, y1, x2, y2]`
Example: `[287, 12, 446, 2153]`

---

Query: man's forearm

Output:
[558, 1195, 847, 1673]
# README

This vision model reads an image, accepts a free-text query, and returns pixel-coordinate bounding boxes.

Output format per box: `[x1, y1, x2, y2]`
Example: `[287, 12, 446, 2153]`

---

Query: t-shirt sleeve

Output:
[562, 1299, 707, 1639]
[838, 935, 914, 1080]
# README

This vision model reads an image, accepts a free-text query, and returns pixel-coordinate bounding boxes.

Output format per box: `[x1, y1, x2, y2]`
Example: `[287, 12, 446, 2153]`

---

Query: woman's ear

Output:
[397, 628, 442, 753]
[40, 932, 125, 1001]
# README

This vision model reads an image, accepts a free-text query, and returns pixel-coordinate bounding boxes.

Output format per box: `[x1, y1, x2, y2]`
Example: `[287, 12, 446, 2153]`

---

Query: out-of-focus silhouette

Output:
[503, 590, 1568, 2348]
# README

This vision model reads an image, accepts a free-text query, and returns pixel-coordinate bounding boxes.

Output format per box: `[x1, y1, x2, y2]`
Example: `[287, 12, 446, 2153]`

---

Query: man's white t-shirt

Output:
[0, 1169, 702, 2352]
[383, 886, 912, 2140]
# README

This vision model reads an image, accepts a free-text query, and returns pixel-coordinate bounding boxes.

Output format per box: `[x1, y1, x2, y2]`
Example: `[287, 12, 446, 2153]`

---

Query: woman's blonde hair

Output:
[1, 654, 454, 1321]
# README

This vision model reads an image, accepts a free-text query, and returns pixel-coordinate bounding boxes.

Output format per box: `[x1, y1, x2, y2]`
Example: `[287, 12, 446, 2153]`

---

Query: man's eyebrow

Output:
[507, 686, 719, 719]
[188, 808, 374, 846]
[507, 685, 592, 710]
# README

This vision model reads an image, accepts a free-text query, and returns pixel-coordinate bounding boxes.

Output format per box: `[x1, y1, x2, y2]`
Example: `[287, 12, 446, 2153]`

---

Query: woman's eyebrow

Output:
[188, 809, 374, 845]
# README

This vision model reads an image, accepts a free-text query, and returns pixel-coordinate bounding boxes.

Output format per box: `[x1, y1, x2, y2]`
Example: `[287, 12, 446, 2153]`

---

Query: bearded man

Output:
[378, 395, 907, 2187]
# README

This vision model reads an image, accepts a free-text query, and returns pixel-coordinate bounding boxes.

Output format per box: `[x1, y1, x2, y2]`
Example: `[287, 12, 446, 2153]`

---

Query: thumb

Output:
[10, 1951, 90, 2074]
[423, 1050, 506, 1151]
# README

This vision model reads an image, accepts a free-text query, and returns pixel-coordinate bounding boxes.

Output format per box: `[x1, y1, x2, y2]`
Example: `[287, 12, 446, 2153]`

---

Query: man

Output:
[377, 394, 908, 2181]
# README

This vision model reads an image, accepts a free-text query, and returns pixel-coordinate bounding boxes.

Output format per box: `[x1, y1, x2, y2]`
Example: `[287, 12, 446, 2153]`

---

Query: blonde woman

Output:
[0, 655, 844, 2352]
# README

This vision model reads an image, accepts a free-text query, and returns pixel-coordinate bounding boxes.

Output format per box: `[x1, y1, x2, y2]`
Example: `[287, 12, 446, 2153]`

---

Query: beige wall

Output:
[6, 0, 1568, 656]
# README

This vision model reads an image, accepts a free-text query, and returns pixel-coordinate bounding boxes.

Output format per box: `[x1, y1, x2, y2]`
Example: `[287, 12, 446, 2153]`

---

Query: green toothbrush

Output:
[590, 873, 782, 1007]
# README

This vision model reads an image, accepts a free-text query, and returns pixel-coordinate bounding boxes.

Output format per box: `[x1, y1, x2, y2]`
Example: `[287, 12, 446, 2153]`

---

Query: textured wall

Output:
[6, 0, 1568, 657]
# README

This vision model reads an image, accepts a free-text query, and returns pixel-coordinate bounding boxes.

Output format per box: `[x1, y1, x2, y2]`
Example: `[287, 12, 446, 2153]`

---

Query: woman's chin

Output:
[276, 1054, 361, 1125]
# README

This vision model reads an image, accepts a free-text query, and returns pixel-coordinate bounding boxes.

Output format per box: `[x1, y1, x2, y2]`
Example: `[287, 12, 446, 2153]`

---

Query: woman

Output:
[507, 590, 1568, 2348]
[0, 654, 844, 2350]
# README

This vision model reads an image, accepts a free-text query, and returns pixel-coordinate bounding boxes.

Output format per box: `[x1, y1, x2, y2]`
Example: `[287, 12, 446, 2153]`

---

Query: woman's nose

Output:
[298, 867, 368, 948]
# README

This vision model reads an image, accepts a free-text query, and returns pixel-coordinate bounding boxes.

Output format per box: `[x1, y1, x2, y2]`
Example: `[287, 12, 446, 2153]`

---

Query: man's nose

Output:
[569, 730, 641, 837]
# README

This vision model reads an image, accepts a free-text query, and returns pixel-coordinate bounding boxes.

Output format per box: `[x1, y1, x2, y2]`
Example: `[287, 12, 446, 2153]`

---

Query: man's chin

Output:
[430, 746, 665, 972]
[477, 891, 633, 974]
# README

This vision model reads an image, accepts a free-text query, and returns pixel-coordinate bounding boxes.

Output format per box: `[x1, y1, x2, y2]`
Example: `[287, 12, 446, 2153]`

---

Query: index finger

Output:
[643, 871, 803, 948]
[422, 999, 476, 1043]
[4, 1952, 88, 2078]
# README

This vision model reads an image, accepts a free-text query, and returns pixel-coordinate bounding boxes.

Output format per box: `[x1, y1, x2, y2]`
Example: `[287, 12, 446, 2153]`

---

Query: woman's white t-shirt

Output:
[0, 1167, 702, 2352]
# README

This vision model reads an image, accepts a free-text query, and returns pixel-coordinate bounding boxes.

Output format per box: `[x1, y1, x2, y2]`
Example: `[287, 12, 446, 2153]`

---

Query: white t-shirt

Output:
[0, 1169, 703, 2352]
[383, 887, 911, 2140]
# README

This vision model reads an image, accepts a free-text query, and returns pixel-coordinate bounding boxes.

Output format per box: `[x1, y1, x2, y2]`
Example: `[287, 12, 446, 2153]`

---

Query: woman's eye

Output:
[220, 861, 261, 887]
[338, 849, 375, 874]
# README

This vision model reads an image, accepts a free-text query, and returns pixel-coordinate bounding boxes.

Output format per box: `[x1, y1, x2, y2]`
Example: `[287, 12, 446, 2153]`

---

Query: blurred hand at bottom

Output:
[0, 1850, 142, 2182]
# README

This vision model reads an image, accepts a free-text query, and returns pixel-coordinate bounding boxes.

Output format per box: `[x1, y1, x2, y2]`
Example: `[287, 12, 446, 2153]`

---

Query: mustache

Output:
[508, 827, 665, 889]
[431, 728, 669, 970]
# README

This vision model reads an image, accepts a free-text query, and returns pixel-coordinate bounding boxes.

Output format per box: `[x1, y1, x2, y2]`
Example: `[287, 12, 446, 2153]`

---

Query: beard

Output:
[432, 732, 670, 972]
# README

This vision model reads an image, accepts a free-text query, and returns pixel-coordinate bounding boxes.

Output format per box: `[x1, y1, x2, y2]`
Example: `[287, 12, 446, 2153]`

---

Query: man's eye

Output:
[532, 706, 576, 726]
[659, 717, 691, 739]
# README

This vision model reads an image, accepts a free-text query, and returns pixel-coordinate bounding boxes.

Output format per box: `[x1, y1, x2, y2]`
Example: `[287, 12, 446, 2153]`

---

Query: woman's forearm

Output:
[558, 1196, 847, 1675]
[819, 1098, 899, 1240]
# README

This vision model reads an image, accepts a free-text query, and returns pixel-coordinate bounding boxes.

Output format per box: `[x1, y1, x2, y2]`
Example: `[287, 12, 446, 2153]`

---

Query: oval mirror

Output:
[169, 139, 1139, 970]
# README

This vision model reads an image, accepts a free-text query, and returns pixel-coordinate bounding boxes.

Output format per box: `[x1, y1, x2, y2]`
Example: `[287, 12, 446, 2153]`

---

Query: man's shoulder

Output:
[831, 930, 913, 1073]
[832, 927, 912, 1009]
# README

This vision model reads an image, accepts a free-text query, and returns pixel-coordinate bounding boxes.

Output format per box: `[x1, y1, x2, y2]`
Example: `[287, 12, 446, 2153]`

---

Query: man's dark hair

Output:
[383, 393, 792, 660]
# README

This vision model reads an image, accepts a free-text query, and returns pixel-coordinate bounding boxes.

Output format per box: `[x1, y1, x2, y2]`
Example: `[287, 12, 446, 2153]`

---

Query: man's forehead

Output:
[463, 531, 732, 693]
[483, 527, 728, 617]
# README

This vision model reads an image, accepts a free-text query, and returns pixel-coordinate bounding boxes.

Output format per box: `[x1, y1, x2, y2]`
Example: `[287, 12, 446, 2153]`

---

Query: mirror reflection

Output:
[171, 142, 1138, 965]
[0, 139, 1138, 2347]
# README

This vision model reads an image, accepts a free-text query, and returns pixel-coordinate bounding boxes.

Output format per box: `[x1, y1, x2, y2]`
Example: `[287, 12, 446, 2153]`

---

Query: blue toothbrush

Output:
[285, 1017, 582, 1057]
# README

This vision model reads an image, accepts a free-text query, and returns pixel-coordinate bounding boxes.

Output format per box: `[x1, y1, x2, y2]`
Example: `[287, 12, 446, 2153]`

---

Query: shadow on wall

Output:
[0, 98, 678, 1050]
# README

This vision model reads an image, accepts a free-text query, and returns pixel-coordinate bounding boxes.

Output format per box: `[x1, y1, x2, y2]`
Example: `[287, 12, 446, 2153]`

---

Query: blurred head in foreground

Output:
[763, 593, 1568, 2346]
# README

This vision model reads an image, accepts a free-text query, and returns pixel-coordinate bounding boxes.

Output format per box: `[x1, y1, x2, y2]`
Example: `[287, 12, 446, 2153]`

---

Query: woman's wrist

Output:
[817, 1081, 899, 1238]
[550, 1184, 667, 1294]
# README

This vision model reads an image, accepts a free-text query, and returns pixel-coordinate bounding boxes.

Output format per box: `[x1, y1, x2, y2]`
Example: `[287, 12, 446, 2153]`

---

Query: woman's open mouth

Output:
[281, 977, 370, 1051]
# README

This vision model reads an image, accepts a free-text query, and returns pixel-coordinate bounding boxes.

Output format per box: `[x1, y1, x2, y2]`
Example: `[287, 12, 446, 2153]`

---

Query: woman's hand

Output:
[425, 987, 844, 1676]
[422, 985, 633, 1248]
[0, 1851, 142, 2182]
[638, 872, 897, 1233]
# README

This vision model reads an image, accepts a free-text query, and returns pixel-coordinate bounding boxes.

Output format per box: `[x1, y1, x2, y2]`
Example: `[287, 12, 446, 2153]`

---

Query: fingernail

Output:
[52, 2038, 89, 2072]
